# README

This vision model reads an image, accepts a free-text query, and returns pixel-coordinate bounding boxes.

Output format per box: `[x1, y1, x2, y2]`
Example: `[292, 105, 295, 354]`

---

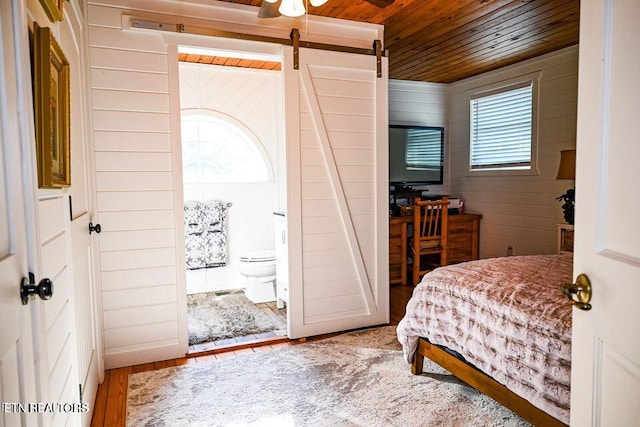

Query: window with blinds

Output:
[470, 82, 533, 170]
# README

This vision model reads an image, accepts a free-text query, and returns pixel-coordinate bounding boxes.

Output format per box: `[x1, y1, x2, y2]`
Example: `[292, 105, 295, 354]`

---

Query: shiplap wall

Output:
[389, 80, 448, 193]
[180, 63, 282, 293]
[88, 4, 180, 368]
[448, 46, 579, 258]
[87, 0, 382, 366]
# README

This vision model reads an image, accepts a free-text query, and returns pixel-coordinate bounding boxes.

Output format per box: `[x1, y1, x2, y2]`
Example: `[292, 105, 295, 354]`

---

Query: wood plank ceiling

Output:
[217, 0, 580, 83]
[178, 53, 282, 71]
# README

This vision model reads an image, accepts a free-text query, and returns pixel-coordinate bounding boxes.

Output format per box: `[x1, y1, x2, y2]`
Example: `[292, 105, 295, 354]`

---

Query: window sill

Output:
[465, 167, 540, 177]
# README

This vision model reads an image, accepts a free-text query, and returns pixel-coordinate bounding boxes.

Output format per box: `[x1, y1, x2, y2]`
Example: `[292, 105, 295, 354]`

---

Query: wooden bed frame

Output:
[411, 337, 567, 427]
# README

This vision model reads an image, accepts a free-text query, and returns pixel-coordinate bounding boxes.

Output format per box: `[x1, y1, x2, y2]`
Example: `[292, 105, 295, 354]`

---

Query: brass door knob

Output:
[561, 273, 592, 311]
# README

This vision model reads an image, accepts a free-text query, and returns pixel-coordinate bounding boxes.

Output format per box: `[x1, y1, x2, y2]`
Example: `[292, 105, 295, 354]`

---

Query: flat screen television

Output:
[389, 125, 444, 185]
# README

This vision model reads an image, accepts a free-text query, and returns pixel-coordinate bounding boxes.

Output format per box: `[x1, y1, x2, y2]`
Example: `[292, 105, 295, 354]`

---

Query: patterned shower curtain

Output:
[184, 200, 228, 270]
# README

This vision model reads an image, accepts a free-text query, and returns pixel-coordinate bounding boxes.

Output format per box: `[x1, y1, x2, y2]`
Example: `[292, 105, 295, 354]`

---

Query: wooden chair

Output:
[412, 197, 450, 283]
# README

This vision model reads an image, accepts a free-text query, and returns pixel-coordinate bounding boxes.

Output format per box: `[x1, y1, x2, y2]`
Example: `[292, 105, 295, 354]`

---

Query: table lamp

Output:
[556, 149, 576, 225]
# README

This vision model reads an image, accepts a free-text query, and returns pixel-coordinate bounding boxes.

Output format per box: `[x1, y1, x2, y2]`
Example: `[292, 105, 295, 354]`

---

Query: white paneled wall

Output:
[179, 64, 282, 294]
[88, 4, 179, 367]
[82, 0, 388, 372]
[85, 0, 382, 366]
[389, 80, 448, 193]
[448, 46, 579, 258]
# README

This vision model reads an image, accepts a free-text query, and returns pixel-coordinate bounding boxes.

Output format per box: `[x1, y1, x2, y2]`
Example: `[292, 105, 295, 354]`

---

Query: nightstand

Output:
[557, 224, 574, 254]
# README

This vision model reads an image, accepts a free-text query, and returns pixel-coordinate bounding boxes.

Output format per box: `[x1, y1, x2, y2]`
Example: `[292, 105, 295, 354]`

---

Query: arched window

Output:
[181, 113, 272, 183]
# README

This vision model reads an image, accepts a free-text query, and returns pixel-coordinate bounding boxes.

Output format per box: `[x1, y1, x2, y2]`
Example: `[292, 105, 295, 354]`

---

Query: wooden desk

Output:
[389, 213, 482, 286]
[557, 224, 574, 254]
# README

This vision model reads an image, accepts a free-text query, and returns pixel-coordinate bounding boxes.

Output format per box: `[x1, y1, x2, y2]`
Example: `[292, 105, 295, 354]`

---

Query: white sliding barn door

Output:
[284, 47, 388, 338]
[571, 0, 640, 425]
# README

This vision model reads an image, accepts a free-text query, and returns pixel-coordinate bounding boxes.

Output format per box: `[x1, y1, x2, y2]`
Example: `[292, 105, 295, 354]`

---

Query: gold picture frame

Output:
[39, 0, 64, 22]
[33, 24, 70, 188]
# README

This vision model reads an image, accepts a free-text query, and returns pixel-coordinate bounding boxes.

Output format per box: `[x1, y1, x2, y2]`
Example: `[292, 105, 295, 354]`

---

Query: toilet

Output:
[237, 250, 277, 303]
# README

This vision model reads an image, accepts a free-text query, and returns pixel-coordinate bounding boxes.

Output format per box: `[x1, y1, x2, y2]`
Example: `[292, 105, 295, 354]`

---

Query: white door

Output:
[60, 7, 101, 423]
[571, 0, 640, 425]
[283, 46, 388, 338]
[32, 8, 101, 423]
[0, 1, 38, 425]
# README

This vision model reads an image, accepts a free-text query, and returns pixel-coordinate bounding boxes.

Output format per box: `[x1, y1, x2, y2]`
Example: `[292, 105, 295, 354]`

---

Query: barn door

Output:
[0, 0, 38, 425]
[283, 46, 388, 338]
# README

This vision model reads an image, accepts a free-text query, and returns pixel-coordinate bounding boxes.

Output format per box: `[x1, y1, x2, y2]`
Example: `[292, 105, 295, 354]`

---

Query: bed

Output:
[396, 254, 573, 426]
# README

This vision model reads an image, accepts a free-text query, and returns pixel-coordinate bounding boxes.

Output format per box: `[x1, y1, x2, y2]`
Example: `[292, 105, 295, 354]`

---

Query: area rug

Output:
[187, 292, 285, 345]
[127, 326, 530, 426]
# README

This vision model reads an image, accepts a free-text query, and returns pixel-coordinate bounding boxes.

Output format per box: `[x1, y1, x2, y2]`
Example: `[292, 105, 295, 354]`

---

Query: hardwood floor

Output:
[90, 284, 415, 426]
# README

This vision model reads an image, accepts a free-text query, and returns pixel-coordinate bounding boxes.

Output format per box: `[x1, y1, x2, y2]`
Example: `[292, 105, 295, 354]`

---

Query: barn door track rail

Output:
[130, 19, 385, 77]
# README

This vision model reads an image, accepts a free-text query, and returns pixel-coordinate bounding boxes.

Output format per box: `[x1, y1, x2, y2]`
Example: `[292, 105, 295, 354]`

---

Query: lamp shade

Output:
[311, 0, 328, 6]
[279, 0, 306, 17]
[258, 0, 281, 18]
[556, 149, 576, 180]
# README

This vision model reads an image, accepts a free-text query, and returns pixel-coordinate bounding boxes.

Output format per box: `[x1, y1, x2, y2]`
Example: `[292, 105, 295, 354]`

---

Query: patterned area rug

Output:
[187, 292, 285, 345]
[127, 326, 530, 426]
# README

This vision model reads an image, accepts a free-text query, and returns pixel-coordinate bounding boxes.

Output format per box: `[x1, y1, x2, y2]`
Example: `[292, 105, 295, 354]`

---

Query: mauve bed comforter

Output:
[397, 254, 573, 424]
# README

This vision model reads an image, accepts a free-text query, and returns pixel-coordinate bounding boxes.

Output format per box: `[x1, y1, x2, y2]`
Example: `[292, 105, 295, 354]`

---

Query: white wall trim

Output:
[104, 342, 181, 369]
[167, 43, 190, 356]
[282, 45, 303, 339]
[375, 56, 390, 319]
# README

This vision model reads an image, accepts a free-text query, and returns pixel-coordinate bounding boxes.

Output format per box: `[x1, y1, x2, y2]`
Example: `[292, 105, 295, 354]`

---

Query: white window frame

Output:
[467, 72, 540, 176]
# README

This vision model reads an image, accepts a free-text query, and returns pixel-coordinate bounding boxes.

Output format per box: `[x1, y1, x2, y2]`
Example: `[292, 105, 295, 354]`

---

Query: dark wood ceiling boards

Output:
[178, 53, 282, 71]
[218, 0, 579, 83]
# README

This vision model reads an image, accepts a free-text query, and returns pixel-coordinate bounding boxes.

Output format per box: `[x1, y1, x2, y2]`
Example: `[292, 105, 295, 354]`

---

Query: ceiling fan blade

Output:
[258, 0, 282, 18]
[363, 0, 395, 8]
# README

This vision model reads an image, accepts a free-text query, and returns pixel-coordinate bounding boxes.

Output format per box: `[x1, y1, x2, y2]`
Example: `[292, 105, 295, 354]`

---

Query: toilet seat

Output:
[239, 250, 276, 263]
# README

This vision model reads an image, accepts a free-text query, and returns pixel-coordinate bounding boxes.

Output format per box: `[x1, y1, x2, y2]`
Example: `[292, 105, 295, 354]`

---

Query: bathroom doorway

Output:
[177, 46, 288, 352]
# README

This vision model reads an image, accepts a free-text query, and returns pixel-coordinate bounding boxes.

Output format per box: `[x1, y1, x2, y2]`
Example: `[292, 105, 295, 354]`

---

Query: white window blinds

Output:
[405, 128, 442, 170]
[470, 82, 533, 170]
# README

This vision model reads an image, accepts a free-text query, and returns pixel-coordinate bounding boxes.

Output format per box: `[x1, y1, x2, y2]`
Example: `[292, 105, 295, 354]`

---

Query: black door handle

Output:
[20, 273, 54, 305]
[89, 222, 101, 234]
